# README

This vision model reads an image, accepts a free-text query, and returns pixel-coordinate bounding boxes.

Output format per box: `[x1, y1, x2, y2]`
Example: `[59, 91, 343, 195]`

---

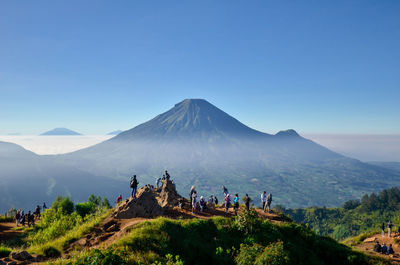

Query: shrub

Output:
[234, 208, 260, 235]
[51, 196, 74, 215]
[235, 243, 264, 265]
[254, 241, 290, 265]
[0, 246, 12, 258]
[43, 246, 61, 258]
[75, 202, 95, 217]
[74, 249, 126, 265]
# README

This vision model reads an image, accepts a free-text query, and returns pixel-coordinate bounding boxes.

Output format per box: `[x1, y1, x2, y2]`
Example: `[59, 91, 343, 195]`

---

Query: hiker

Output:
[28, 212, 35, 227]
[388, 220, 393, 237]
[43, 202, 47, 210]
[373, 242, 382, 253]
[192, 191, 197, 213]
[388, 244, 395, 255]
[233, 194, 240, 216]
[266, 193, 272, 213]
[214, 196, 219, 206]
[222, 186, 229, 197]
[189, 186, 196, 207]
[208, 195, 214, 204]
[116, 194, 122, 204]
[15, 210, 21, 226]
[27, 211, 32, 227]
[130, 175, 139, 198]
[224, 193, 231, 214]
[163, 170, 170, 181]
[244, 194, 252, 210]
[381, 222, 385, 237]
[35, 205, 41, 220]
[261, 191, 267, 212]
[156, 177, 162, 189]
[20, 211, 25, 226]
[199, 196, 206, 212]
[382, 243, 388, 254]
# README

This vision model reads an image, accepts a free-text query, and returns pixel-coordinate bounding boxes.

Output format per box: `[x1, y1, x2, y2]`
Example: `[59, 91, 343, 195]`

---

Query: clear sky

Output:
[0, 0, 399, 135]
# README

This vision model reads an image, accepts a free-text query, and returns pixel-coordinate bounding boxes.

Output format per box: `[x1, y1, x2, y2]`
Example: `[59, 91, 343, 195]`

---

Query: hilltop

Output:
[40, 128, 82, 136]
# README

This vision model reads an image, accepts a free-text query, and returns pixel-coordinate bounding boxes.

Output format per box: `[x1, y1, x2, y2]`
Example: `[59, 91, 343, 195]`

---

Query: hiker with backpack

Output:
[261, 191, 267, 212]
[243, 194, 252, 210]
[199, 196, 206, 212]
[116, 194, 122, 204]
[35, 205, 41, 220]
[233, 194, 240, 216]
[156, 177, 162, 190]
[222, 186, 229, 197]
[163, 170, 171, 181]
[130, 175, 139, 199]
[15, 210, 21, 226]
[388, 244, 395, 255]
[43, 202, 47, 210]
[266, 193, 272, 213]
[224, 193, 231, 214]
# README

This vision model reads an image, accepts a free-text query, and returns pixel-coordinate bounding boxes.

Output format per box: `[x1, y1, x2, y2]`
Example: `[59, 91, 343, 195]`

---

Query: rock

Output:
[10, 251, 32, 261]
[363, 237, 377, 243]
[106, 224, 119, 232]
[0, 260, 6, 265]
[7, 262, 17, 265]
[158, 180, 182, 208]
[77, 238, 87, 246]
[33, 255, 45, 262]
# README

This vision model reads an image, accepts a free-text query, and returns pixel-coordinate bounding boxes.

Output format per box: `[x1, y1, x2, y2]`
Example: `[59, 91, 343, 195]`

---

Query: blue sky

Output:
[0, 1, 399, 135]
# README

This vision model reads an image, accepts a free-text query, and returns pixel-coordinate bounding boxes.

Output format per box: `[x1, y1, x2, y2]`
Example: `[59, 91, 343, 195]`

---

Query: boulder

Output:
[363, 237, 377, 243]
[158, 180, 182, 208]
[10, 251, 32, 261]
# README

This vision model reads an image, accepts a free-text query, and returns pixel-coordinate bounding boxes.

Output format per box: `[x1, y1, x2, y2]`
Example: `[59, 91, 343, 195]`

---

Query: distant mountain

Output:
[368, 162, 400, 173]
[61, 99, 400, 208]
[40, 128, 82, 136]
[0, 141, 122, 212]
[107, 130, 122, 135]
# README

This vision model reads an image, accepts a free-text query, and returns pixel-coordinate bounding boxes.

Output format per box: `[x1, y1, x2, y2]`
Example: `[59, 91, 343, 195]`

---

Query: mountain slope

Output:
[60, 99, 400, 208]
[0, 141, 122, 212]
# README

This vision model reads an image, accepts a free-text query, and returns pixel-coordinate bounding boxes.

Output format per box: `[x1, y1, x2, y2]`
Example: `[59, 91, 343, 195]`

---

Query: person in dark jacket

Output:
[388, 220, 394, 237]
[388, 244, 395, 255]
[163, 170, 170, 181]
[130, 175, 139, 198]
[373, 242, 382, 253]
[382, 243, 388, 254]
[243, 194, 252, 210]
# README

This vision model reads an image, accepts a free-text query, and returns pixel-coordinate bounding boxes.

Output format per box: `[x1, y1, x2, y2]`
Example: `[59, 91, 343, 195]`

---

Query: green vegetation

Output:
[0, 215, 14, 222]
[285, 187, 400, 240]
[26, 195, 111, 256]
[53, 209, 389, 265]
[0, 246, 12, 258]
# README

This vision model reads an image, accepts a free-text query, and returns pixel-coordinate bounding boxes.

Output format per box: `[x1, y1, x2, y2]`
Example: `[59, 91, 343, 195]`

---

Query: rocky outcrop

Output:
[113, 180, 183, 219]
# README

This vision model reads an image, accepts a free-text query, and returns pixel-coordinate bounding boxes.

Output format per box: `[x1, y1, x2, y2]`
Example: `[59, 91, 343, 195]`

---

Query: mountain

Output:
[368, 161, 400, 173]
[60, 99, 400, 208]
[0, 141, 122, 212]
[40, 128, 82, 136]
[107, 130, 122, 135]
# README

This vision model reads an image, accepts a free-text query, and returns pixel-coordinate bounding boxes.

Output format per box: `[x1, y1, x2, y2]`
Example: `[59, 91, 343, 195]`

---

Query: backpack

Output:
[130, 179, 138, 188]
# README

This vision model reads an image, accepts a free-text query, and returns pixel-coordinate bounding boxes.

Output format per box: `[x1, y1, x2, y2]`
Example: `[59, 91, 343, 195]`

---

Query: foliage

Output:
[233, 208, 259, 235]
[52, 196, 75, 215]
[254, 241, 290, 265]
[43, 246, 61, 258]
[285, 187, 400, 240]
[0, 215, 14, 222]
[0, 245, 12, 258]
[72, 249, 127, 265]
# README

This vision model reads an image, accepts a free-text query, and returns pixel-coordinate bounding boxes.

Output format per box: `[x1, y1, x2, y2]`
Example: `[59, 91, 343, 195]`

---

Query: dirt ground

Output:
[0, 221, 23, 243]
[355, 233, 400, 264]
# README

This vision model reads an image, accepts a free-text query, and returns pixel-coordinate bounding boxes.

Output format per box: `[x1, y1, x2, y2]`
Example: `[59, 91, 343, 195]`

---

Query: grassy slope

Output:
[49, 216, 390, 265]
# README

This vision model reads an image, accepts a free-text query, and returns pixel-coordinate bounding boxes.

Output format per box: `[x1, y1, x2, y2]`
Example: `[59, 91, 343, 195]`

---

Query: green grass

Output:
[27, 208, 112, 256]
[0, 245, 12, 258]
[0, 215, 14, 222]
[342, 230, 381, 246]
[51, 214, 391, 265]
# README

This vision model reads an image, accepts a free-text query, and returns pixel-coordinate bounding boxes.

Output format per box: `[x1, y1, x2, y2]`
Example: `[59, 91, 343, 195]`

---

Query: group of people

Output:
[374, 241, 395, 255]
[15, 203, 47, 227]
[124, 171, 273, 216]
[381, 220, 398, 237]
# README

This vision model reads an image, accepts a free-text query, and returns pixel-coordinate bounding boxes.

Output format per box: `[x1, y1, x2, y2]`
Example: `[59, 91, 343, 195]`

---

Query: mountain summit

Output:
[116, 99, 267, 140]
[40, 128, 82, 136]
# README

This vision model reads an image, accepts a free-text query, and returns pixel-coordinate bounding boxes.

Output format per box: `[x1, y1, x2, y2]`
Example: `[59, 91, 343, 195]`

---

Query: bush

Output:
[235, 243, 264, 265]
[52, 196, 74, 215]
[75, 202, 95, 217]
[0, 246, 12, 258]
[254, 241, 290, 265]
[43, 246, 61, 258]
[234, 208, 260, 235]
[74, 249, 126, 265]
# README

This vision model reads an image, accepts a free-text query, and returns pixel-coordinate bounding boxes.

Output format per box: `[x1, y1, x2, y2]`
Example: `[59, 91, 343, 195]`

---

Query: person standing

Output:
[15, 210, 21, 227]
[233, 194, 240, 216]
[192, 191, 197, 213]
[261, 191, 267, 212]
[381, 222, 385, 237]
[163, 170, 170, 181]
[222, 186, 229, 197]
[189, 186, 196, 207]
[266, 193, 273, 213]
[130, 175, 139, 199]
[388, 220, 393, 237]
[244, 194, 252, 211]
[224, 193, 231, 214]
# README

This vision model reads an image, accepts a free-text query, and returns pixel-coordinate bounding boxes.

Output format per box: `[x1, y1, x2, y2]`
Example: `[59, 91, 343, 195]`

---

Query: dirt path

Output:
[354, 233, 400, 264]
[0, 222, 23, 243]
